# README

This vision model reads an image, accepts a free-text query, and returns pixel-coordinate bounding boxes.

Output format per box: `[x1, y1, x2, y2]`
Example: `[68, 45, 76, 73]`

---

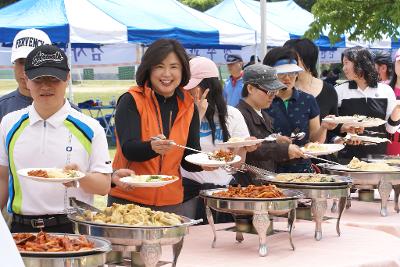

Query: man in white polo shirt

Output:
[0, 44, 112, 233]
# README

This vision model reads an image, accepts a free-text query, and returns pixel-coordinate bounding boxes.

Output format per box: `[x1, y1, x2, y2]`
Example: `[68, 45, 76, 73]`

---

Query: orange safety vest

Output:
[111, 85, 194, 206]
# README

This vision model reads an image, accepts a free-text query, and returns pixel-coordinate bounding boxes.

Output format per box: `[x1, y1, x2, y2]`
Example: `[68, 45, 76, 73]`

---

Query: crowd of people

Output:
[1, 29, 400, 256]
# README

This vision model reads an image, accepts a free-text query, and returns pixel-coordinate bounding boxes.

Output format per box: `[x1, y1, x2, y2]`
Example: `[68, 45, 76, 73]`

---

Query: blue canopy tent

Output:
[86, 0, 256, 48]
[0, 0, 256, 48]
[206, 0, 394, 49]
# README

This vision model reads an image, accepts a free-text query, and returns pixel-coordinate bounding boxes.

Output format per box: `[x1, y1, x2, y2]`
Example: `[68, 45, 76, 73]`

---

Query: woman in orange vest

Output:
[109, 39, 202, 214]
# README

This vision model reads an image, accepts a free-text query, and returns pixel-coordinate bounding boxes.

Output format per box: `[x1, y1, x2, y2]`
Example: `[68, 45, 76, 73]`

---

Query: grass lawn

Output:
[0, 80, 134, 209]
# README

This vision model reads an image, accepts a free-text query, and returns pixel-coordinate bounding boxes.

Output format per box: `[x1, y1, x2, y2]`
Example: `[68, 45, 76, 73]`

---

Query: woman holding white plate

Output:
[110, 39, 202, 215]
[263, 47, 329, 173]
[336, 46, 400, 162]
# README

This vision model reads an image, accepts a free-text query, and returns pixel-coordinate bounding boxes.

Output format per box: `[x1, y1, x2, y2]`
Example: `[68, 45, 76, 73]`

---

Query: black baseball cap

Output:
[25, 44, 70, 81]
[226, 54, 243, 64]
[243, 64, 286, 91]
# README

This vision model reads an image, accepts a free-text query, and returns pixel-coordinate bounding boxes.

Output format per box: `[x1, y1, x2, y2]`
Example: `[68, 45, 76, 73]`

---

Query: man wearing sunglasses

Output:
[236, 64, 305, 173]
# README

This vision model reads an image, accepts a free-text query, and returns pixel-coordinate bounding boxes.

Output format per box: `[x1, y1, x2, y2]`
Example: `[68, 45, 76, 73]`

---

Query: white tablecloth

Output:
[327, 198, 400, 238]
[160, 221, 400, 267]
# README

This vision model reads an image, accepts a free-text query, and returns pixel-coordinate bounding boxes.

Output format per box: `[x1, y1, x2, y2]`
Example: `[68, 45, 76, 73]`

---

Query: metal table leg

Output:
[140, 243, 161, 267]
[252, 212, 270, 257]
[378, 179, 392, 217]
[336, 196, 347, 236]
[346, 196, 351, 209]
[171, 238, 184, 267]
[235, 231, 244, 243]
[205, 206, 217, 248]
[331, 198, 338, 213]
[393, 185, 400, 213]
[288, 208, 296, 250]
[311, 198, 327, 241]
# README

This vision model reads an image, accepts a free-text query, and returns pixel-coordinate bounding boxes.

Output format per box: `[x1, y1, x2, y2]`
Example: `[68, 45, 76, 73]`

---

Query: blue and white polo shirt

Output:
[0, 101, 112, 215]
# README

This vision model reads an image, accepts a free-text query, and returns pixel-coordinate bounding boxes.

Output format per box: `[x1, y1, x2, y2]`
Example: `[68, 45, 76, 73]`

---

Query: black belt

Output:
[13, 214, 70, 228]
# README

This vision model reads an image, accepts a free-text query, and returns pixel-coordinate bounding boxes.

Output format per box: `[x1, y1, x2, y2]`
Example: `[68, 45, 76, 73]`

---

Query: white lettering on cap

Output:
[15, 37, 45, 48]
[32, 51, 64, 66]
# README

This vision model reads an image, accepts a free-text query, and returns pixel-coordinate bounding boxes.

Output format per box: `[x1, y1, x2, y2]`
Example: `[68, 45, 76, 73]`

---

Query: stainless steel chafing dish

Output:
[68, 212, 201, 267]
[319, 162, 400, 217]
[260, 173, 352, 241]
[19, 233, 111, 267]
[200, 188, 302, 257]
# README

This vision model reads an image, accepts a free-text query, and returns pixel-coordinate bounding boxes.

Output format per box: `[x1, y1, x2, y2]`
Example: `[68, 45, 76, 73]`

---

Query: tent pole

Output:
[260, 0, 267, 59]
[67, 42, 74, 103]
[254, 31, 258, 64]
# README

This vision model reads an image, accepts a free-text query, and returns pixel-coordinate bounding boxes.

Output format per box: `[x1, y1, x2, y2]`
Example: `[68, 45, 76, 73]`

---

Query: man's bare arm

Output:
[0, 165, 9, 210]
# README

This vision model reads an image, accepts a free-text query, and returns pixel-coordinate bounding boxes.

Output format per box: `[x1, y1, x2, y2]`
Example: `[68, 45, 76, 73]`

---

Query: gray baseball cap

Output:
[243, 64, 286, 91]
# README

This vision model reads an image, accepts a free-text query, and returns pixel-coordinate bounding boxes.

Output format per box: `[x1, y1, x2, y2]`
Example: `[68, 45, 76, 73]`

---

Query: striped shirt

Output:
[0, 101, 112, 215]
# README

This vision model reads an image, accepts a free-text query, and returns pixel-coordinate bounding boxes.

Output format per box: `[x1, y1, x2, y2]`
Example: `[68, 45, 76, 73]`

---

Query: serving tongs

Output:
[263, 131, 306, 142]
[304, 154, 343, 165]
[69, 197, 102, 216]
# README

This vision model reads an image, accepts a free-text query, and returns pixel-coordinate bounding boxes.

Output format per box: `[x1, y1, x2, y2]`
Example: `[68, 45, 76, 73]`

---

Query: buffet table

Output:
[159, 221, 400, 267]
[327, 198, 400, 238]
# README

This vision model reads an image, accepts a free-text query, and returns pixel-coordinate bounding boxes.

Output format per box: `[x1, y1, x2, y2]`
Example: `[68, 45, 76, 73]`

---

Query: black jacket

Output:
[236, 99, 289, 172]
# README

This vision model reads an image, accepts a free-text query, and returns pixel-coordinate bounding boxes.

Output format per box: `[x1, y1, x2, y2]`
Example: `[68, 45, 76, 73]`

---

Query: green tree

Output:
[305, 0, 400, 43]
[179, 0, 222, 12]
[179, 0, 316, 12]
[0, 0, 17, 8]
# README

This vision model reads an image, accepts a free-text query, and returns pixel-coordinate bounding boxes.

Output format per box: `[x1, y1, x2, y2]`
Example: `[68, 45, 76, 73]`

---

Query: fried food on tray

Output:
[27, 169, 80, 178]
[76, 203, 182, 226]
[13, 231, 94, 252]
[212, 185, 284, 198]
[347, 157, 398, 171]
[276, 173, 337, 183]
[208, 150, 235, 162]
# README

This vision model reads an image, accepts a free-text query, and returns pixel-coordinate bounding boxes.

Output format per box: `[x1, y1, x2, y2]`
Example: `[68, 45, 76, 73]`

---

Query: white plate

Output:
[345, 134, 391, 144]
[344, 118, 386, 128]
[216, 139, 264, 149]
[120, 175, 179, 187]
[185, 153, 241, 167]
[17, 168, 85, 183]
[322, 116, 365, 124]
[302, 144, 345, 156]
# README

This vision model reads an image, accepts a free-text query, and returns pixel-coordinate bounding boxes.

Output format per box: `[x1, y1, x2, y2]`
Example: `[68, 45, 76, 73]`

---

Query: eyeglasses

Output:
[277, 72, 298, 78]
[254, 84, 279, 96]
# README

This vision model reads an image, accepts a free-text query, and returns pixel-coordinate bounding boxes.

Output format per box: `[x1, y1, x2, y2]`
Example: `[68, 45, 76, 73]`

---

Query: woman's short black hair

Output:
[136, 39, 190, 88]
[341, 46, 378, 88]
[263, 47, 298, 67]
[284, 38, 319, 78]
